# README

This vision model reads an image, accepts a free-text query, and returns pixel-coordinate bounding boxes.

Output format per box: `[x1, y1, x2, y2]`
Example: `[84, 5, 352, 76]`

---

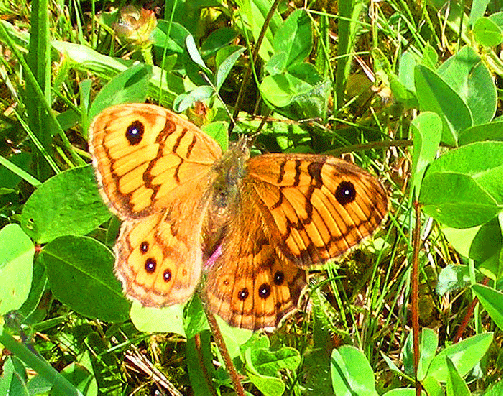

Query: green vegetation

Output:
[1, 0, 503, 394]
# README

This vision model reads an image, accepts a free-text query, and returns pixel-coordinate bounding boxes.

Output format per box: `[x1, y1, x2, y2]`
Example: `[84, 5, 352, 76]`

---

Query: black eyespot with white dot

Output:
[163, 269, 172, 282]
[126, 120, 144, 145]
[273, 271, 285, 285]
[140, 241, 149, 254]
[238, 288, 249, 301]
[145, 258, 156, 273]
[335, 181, 356, 205]
[258, 283, 271, 299]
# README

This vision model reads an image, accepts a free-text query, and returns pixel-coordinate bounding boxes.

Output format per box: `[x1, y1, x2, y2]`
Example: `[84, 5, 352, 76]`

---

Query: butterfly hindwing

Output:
[204, 205, 306, 330]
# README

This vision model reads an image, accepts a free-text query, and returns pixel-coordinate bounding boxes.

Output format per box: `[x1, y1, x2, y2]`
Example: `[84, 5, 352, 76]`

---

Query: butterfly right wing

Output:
[245, 154, 388, 268]
[204, 152, 387, 330]
[204, 204, 307, 330]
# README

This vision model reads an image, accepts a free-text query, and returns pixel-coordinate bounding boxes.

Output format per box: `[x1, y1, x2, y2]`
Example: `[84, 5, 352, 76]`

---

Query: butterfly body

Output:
[202, 139, 250, 261]
[90, 103, 388, 330]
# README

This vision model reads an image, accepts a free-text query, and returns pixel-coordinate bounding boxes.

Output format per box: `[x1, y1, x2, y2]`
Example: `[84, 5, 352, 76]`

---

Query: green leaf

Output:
[422, 375, 443, 396]
[18, 260, 49, 321]
[233, 0, 282, 61]
[335, 0, 365, 109]
[417, 328, 439, 380]
[411, 112, 442, 197]
[489, 12, 503, 31]
[20, 166, 111, 244]
[422, 43, 439, 69]
[247, 347, 301, 377]
[216, 315, 253, 362]
[26, 375, 53, 394]
[420, 142, 503, 228]
[397, 51, 418, 93]
[173, 85, 214, 112]
[0, 224, 34, 315]
[261, 72, 313, 108]
[244, 345, 300, 396]
[55, 362, 97, 396]
[0, 357, 29, 396]
[202, 121, 229, 152]
[438, 46, 496, 126]
[186, 330, 215, 396]
[483, 378, 503, 395]
[402, 331, 414, 376]
[261, 64, 328, 119]
[441, 217, 502, 265]
[201, 28, 238, 58]
[0, 152, 34, 189]
[473, 284, 503, 330]
[415, 65, 472, 146]
[215, 46, 246, 90]
[437, 264, 471, 295]
[38, 235, 130, 322]
[51, 38, 182, 106]
[382, 389, 421, 396]
[458, 121, 503, 146]
[26, 0, 54, 179]
[426, 333, 493, 382]
[186, 34, 212, 76]
[445, 357, 471, 396]
[473, 17, 503, 46]
[469, 0, 491, 26]
[421, 173, 498, 228]
[272, 9, 312, 71]
[389, 73, 417, 109]
[331, 346, 378, 396]
[302, 348, 333, 395]
[87, 63, 151, 127]
[184, 295, 209, 339]
[248, 371, 284, 396]
[130, 302, 185, 336]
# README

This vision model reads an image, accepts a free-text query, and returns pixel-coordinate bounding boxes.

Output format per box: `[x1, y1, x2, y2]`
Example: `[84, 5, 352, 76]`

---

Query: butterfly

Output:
[89, 103, 388, 330]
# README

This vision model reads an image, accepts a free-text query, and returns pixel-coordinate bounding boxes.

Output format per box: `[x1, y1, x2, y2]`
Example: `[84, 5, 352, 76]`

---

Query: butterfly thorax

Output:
[202, 138, 250, 260]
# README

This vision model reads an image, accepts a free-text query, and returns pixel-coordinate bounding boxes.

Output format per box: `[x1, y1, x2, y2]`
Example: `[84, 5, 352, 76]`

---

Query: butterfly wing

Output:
[90, 103, 222, 307]
[204, 205, 307, 330]
[89, 103, 222, 219]
[204, 153, 387, 330]
[114, 188, 211, 306]
[245, 154, 388, 268]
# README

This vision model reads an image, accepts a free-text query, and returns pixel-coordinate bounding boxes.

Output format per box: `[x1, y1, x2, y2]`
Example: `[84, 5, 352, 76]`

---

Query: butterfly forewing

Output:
[245, 154, 388, 267]
[90, 104, 222, 218]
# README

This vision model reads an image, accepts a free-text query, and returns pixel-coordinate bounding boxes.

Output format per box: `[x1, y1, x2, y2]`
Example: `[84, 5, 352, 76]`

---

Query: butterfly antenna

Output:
[199, 71, 262, 148]
[198, 71, 237, 126]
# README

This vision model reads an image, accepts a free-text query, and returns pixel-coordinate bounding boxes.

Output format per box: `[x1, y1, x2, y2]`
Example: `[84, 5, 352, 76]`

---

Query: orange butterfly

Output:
[90, 103, 388, 330]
